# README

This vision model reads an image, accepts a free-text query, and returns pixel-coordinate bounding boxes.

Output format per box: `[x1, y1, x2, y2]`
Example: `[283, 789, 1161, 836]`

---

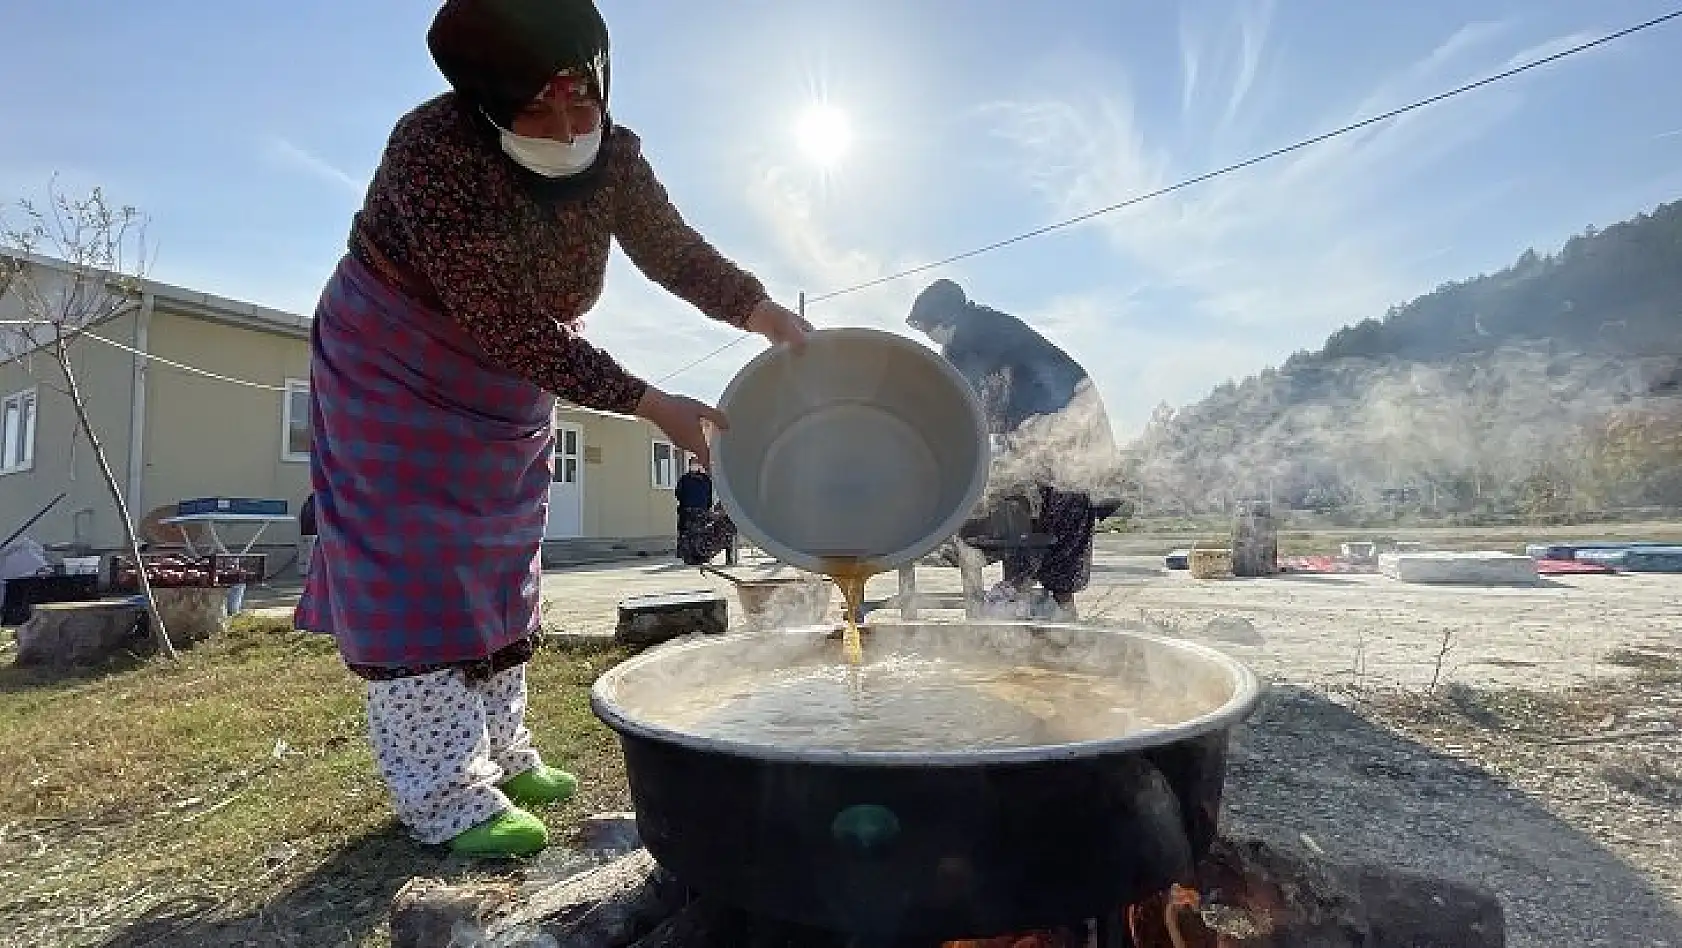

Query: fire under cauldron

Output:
[591, 622, 1262, 944]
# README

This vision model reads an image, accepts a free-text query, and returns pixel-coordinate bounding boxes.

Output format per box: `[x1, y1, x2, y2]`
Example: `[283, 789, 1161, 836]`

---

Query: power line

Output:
[81, 330, 289, 391]
[3, 319, 290, 391]
[653, 8, 1682, 385]
[654, 337, 755, 384]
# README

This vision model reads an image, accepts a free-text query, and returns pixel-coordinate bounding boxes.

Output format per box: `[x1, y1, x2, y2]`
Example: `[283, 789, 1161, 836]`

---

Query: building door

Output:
[545, 422, 584, 539]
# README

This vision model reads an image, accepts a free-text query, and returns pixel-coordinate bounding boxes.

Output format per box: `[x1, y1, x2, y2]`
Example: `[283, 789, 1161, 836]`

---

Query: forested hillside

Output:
[1132, 198, 1682, 518]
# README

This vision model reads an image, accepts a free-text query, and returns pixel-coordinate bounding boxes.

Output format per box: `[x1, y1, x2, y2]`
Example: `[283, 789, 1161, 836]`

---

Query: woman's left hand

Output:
[746, 300, 812, 352]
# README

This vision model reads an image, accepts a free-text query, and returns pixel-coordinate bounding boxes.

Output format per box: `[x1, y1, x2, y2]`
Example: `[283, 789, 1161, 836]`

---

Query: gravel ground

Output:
[1226, 672, 1682, 946]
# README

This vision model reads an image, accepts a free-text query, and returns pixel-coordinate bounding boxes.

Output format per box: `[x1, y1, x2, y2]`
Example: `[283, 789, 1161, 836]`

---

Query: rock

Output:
[1378, 551, 1539, 586]
[390, 848, 685, 948]
[616, 591, 728, 648]
[151, 587, 231, 644]
[13, 599, 148, 667]
[1125, 836, 1506, 947]
[1203, 616, 1266, 646]
[578, 812, 642, 854]
[1351, 865, 1506, 946]
[389, 877, 514, 948]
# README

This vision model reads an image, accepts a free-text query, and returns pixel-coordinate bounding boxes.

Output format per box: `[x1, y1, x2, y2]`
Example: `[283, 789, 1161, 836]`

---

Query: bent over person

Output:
[907, 279, 1124, 618]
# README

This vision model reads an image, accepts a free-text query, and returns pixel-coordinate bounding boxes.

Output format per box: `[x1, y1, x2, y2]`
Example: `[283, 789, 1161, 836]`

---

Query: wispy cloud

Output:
[1221, 0, 1274, 128]
[263, 136, 363, 194]
[1501, 30, 1602, 70]
[1177, 16, 1201, 119]
[983, 22, 1603, 352]
[739, 160, 950, 334]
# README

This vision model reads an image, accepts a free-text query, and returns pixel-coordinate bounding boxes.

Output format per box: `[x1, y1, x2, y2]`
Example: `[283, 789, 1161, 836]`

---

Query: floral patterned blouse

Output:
[348, 93, 769, 415]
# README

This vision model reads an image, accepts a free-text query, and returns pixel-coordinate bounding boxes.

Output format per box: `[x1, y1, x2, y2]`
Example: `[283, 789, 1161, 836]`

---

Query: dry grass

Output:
[0, 616, 631, 947]
[1354, 648, 1682, 804]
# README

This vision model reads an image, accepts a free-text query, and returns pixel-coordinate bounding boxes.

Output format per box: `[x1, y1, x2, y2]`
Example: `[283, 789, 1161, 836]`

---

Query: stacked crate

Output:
[109, 552, 266, 593]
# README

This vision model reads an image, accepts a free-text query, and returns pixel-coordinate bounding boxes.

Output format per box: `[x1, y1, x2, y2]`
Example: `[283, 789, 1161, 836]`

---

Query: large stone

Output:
[150, 586, 231, 644]
[1122, 836, 1505, 947]
[390, 848, 684, 948]
[388, 878, 514, 948]
[615, 590, 727, 648]
[13, 599, 148, 667]
[1378, 551, 1539, 586]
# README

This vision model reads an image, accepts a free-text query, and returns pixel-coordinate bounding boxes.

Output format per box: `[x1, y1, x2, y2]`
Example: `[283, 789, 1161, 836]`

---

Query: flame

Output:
[1126, 884, 1207, 947]
[942, 934, 1077, 948]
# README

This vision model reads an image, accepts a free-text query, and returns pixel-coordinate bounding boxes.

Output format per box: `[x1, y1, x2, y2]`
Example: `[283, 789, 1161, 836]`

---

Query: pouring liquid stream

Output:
[820, 556, 877, 665]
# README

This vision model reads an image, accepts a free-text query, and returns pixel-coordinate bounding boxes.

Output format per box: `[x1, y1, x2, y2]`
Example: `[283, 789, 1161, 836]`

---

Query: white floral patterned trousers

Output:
[365, 664, 545, 845]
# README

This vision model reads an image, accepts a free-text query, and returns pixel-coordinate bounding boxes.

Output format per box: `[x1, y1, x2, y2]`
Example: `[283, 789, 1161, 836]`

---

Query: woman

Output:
[906, 279, 1123, 618]
[294, 0, 809, 858]
[673, 457, 738, 566]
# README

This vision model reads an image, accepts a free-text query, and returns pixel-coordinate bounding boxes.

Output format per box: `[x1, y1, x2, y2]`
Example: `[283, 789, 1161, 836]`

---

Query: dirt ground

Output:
[535, 536, 1682, 693]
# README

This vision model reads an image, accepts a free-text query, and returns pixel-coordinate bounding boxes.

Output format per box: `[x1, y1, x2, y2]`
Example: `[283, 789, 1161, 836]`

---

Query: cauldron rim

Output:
[590, 621, 1263, 768]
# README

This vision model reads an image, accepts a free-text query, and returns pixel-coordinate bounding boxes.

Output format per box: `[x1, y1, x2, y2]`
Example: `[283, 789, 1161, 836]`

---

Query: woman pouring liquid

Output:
[295, 0, 809, 859]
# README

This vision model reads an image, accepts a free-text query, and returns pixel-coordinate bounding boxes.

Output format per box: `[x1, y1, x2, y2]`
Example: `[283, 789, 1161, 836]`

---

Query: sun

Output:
[794, 103, 853, 168]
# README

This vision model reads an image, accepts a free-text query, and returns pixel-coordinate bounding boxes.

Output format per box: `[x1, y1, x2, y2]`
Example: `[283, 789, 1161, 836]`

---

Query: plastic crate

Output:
[2, 573, 101, 626]
[175, 497, 289, 517]
[109, 552, 267, 592]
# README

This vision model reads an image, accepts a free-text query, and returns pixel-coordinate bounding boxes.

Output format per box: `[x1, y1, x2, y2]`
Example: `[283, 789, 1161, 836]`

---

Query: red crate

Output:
[110, 552, 267, 592]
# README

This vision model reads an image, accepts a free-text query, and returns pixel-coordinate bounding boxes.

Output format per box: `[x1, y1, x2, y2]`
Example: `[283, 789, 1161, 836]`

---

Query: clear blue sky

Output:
[3, 0, 1680, 436]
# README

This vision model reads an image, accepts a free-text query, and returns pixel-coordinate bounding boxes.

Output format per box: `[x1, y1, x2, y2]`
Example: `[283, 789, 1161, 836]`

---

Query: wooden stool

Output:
[872, 537, 996, 620]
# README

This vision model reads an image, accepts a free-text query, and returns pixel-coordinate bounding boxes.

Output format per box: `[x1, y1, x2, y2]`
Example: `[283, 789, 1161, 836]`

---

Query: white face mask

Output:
[499, 126, 603, 177]
[927, 324, 957, 347]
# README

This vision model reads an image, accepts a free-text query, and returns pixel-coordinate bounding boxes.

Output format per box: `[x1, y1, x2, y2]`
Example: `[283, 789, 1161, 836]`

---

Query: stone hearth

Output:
[389, 814, 1505, 948]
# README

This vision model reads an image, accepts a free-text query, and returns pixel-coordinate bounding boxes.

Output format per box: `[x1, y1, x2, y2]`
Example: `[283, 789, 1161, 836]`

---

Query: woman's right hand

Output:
[635, 387, 728, 469]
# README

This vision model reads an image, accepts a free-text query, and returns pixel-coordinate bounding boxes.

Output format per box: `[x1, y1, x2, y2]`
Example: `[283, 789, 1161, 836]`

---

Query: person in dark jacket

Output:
[674, 458, 737, 566]
[674, 457, 712, 530]
[907, 279, 1123, 616]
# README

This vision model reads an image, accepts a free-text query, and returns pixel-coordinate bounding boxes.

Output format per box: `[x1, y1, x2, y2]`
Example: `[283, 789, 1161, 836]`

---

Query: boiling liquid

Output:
[656, 655, 1159, 752]
[820, 556, 877, 665]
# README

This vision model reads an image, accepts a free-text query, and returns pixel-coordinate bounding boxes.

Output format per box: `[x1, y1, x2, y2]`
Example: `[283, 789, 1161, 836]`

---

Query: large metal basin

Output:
[591, 621, 1262, 941]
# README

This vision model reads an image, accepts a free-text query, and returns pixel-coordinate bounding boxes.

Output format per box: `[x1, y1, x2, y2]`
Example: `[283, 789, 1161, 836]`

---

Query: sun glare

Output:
[795, 103, 853, 168]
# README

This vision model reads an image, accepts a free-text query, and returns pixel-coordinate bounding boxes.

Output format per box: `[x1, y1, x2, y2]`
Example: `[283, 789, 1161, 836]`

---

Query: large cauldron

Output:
[591, 622, 1261, 943]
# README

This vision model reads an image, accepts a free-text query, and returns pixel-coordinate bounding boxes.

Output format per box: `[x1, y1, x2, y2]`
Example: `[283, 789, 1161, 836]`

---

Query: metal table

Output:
[159, 513, 294, 558]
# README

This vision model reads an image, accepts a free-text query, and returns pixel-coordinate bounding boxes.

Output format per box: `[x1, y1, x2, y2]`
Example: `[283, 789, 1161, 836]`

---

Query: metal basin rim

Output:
[589, 621, 1265, 768]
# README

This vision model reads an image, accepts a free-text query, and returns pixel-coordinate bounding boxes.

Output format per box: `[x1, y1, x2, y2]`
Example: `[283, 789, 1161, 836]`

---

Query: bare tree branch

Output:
[2, 181, 175, 659]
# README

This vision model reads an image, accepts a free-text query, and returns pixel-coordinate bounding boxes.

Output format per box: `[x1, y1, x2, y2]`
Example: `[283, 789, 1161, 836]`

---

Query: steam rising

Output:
[1130, 345, 1682, 511]
[976, 379, 1132, 513]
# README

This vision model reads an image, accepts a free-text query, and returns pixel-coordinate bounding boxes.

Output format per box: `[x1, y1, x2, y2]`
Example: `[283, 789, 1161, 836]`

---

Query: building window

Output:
[0, 387, 37, 475]
[651, 439, 677, 490]
[281, 379, 311, 463]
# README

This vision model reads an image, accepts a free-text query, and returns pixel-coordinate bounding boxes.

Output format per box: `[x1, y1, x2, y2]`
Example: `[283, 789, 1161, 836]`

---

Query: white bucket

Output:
[711, 328, 989, 575]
